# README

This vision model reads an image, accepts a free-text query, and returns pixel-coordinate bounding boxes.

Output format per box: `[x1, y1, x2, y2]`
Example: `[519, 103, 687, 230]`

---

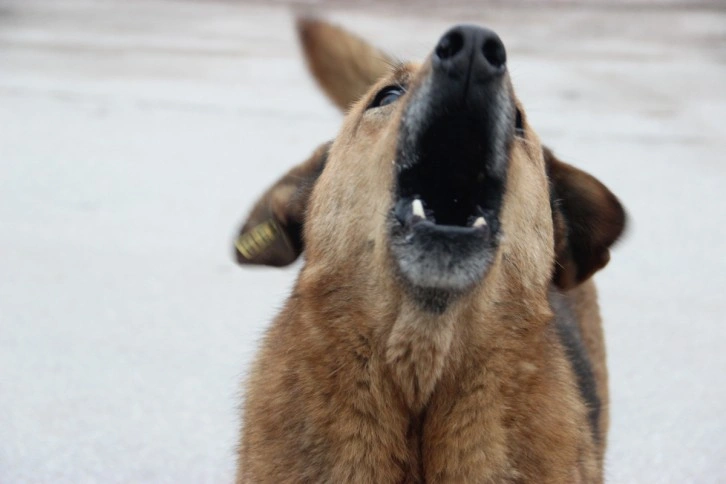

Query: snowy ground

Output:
[1, 0, 725, 482]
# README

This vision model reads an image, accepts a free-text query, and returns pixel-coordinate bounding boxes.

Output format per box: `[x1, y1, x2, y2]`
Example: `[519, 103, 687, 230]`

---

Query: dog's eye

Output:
[368, 86, 405, 109]
[515, 108, 525, 136]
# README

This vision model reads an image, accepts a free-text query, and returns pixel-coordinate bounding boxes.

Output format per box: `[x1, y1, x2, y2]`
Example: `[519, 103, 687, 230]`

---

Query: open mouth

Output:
[387, 25, 514, 303]
[394, 113, 505, 234]
[390, 112, 507, 296]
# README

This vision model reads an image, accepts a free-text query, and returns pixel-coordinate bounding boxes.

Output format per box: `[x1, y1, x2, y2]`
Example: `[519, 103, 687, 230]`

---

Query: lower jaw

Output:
[390, 233, 497, 312]
[393, 252, 494, 290]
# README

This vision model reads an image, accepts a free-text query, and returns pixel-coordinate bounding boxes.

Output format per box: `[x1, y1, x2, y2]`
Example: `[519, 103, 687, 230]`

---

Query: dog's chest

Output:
[400, 410, 426, 483]
[385, 308, 457, 411]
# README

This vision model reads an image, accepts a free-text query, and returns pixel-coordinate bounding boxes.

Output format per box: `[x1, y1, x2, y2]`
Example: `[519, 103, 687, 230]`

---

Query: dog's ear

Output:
[296, 17, 395, 111]
[233, 142, 330, 267]
[546, 148, 627, 289]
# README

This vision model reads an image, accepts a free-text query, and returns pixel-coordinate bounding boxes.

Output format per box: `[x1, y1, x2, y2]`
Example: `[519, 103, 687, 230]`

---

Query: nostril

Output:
[436, 31, 464, 60]
[482, 37, 506, 69]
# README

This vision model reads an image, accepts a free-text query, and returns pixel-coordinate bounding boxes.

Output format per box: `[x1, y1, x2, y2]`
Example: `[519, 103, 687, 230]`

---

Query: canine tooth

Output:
[473, 217, 487, 228]
[412, 199, 425, 218]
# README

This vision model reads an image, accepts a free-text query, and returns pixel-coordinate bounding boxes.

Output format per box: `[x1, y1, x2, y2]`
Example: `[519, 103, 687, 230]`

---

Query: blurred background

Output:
[1, 0, 724, 482]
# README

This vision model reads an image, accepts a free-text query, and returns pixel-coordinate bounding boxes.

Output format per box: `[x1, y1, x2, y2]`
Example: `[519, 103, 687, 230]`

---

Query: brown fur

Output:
[235, 20, 625, 483]
[297, 18, 396, 110]
[234, 141, 330, 267]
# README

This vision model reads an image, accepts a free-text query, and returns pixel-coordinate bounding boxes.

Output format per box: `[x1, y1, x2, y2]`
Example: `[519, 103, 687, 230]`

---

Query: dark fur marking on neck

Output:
[549, 290, 601, 443]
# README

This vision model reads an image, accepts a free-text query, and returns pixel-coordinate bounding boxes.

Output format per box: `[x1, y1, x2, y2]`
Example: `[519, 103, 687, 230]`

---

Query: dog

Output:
[232, 19, 626, 483]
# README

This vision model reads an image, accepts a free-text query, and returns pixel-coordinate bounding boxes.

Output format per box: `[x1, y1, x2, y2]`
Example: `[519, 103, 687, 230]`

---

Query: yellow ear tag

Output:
[235, 220, 280, 260]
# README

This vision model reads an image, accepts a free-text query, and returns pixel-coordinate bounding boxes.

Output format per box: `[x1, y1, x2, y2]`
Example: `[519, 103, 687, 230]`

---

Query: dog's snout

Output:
[433, 25, 506, 80]
[435, 30, 465, 60]
[482, 35, 506, 70]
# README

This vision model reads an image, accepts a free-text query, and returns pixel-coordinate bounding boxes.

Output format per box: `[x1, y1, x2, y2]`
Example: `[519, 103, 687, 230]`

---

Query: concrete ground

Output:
[1, 0, 724, 482]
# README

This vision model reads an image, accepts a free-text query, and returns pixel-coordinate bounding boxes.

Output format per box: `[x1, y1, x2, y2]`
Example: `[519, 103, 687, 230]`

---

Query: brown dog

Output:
[233, 19, 625, 483]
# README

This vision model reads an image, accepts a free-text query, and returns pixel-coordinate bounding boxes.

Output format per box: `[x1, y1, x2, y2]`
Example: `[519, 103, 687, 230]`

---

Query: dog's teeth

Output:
[412, 199, 425, 219]
[473, 217, 487, 228]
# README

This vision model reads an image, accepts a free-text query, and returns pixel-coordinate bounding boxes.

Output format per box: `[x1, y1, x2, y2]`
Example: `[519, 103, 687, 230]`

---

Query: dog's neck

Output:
[386, 299, 459, 411]
[297, 257, 553, 412]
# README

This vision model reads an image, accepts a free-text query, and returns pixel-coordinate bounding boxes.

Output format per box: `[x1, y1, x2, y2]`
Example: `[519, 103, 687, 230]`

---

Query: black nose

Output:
[434, 25, 506, 80]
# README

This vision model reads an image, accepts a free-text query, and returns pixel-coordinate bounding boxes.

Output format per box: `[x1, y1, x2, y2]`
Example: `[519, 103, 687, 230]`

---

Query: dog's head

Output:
[235, 20, 625, 312]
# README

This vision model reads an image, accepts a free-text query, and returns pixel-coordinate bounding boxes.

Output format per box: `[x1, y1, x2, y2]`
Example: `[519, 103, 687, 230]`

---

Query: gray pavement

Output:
[1, 0, 725, 482]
